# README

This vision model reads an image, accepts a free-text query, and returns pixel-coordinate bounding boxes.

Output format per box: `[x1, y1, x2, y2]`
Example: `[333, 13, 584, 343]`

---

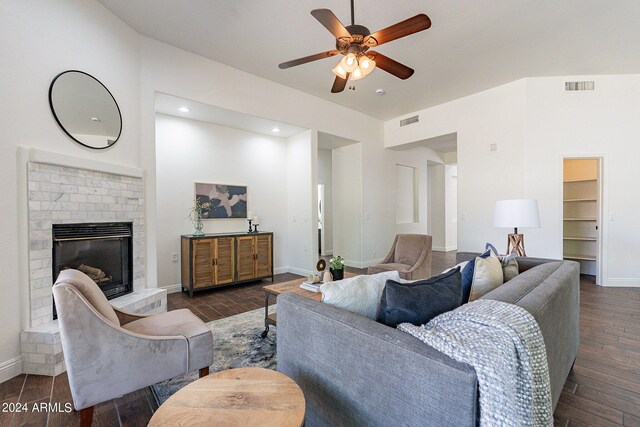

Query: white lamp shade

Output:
[340, 53, 358, 72]
[493, 199, 541, 228]
[350, 66, 364, 81]
[331, 63, 347, 79]
[359, 56, 376, 76]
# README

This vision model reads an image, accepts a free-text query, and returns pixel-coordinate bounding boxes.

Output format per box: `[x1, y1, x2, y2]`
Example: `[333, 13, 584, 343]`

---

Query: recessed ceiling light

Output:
[375, 89, 385, 95]
[178, 107, 190, 113]
[272, 127, 280, 133]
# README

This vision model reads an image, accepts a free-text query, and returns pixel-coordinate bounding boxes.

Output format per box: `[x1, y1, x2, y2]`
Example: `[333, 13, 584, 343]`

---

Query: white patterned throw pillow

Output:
[320, 271, 400, 319]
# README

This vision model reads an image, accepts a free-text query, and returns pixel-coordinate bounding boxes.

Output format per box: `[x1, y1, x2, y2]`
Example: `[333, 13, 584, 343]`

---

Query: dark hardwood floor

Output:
[2, 251, 639, 426]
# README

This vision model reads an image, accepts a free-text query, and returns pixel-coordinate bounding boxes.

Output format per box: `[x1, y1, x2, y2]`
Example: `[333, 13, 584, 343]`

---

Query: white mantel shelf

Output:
[24, 147, 143, 178]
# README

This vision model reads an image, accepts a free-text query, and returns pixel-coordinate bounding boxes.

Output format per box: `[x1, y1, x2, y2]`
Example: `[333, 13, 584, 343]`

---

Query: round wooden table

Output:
[148, 368, 305, 426]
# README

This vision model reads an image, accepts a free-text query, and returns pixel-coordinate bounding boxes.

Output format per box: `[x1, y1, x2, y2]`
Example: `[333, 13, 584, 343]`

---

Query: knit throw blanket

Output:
[398, 299, 552, 427]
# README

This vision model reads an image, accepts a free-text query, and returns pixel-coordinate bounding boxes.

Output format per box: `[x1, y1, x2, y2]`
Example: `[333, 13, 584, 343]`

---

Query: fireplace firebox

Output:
[52, 222, 133, 319]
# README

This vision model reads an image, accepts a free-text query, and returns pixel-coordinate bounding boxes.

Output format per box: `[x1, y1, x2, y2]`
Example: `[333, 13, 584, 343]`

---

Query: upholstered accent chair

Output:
[367, 234, 433, 280]
[53, 269, 213, 426]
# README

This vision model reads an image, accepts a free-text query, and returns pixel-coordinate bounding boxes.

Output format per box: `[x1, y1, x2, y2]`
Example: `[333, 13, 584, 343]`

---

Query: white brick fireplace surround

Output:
[19, 149, 166, 376]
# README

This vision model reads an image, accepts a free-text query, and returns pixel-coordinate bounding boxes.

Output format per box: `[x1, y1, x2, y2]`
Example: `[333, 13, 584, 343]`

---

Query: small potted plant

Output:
[329, 255, 345, 281]
[189, 199, 211, 236]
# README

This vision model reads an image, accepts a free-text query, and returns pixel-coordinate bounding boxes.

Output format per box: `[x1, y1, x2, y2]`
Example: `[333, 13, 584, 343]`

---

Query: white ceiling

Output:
[155, 93, 307, 138]
[99, 0, 640, 120]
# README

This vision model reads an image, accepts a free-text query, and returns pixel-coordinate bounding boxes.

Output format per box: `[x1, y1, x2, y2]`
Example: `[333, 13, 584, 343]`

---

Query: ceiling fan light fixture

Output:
[332, 63, 348, 79]
[350, 66, 364, 81]
[340, 53, 358, 72]
[359, 56, 376, 77]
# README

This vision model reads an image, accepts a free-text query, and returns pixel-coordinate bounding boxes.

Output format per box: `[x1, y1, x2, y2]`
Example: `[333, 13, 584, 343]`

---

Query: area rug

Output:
[150, 307, 277, 405]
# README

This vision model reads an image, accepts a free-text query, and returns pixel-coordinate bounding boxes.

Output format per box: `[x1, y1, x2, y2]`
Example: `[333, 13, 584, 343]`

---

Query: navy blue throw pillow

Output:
[461, 250, 491, 304]
[376, 268, 463, 328]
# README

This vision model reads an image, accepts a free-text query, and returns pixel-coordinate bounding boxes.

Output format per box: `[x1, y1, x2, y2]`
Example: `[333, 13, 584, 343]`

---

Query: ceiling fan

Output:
[278, 0, 431, 93]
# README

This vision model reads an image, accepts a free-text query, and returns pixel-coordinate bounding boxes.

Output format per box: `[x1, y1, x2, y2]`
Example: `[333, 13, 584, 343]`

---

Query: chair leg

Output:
[199, 367, 209, 378]
[80, 406, 94, 427]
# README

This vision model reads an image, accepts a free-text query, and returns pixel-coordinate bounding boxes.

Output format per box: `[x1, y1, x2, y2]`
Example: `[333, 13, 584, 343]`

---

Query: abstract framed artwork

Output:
[195, 182, 248, 219]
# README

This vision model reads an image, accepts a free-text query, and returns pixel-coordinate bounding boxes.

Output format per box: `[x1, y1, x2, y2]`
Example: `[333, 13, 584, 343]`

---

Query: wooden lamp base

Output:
[506, 233, 526, 257]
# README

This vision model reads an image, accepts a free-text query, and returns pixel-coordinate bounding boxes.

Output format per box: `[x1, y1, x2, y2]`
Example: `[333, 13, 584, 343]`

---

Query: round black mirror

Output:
[49, 70, 122, 149]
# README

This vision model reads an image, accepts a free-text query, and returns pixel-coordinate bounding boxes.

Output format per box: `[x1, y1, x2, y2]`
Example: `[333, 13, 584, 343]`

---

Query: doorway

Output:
[562, 158, 601, 283]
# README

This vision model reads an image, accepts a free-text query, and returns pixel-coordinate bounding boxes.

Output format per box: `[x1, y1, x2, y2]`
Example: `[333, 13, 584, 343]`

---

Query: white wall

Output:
[386, 74, 640, 286]
[138, 37, 387, 287]
[155, 114, 289, 287]
[428, 164, 446, 250]
[317, 148, 333, 255]
[445, 164, 458, 251]
[395, 164, 418, 225]
[386, 80, 528, 253]
[524, 75, 640, 286]
[0, 0, 141, 382]
[332, 143, 363, 267]
[286, 130, 315, 274]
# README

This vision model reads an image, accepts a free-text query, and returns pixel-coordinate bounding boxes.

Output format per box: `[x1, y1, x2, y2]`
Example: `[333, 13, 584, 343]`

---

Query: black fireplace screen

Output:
[52, 222, 133, 319]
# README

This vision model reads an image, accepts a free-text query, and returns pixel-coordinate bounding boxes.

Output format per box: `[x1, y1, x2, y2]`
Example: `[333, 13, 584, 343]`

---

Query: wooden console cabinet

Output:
[181, 232, 273, 297]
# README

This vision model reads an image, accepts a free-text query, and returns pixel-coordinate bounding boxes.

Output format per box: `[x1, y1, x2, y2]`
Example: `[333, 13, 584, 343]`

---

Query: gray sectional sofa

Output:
[277, 254, 580, 426]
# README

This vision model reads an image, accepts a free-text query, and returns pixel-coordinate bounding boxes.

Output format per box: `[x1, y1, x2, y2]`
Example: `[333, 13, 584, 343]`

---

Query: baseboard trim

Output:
[0, 356, 23, 384]
[286, 266, 313, 277]
[602, 278, 640, 287]
[273, 267, 288, 275]
[433, 246, 457, 252]
[162, 284, 183, 294]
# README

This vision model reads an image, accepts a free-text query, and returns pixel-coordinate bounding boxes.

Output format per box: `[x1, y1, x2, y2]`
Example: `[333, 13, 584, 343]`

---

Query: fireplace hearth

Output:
[52, 222, 133, 318]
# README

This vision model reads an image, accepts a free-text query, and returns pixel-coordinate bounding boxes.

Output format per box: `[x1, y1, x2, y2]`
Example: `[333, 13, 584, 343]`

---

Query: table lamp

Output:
[493, 199, 541, 256]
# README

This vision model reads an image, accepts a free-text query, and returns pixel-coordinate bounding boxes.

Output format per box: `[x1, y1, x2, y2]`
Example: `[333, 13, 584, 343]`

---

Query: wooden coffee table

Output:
[148, 368, 305, 426]
[261, 273, 355, 338]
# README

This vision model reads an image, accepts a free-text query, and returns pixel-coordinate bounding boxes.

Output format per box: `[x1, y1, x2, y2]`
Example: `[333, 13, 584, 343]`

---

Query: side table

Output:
[148, 367, 305, 426]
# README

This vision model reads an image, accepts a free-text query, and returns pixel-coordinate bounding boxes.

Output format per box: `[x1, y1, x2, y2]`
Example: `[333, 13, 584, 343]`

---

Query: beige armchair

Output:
[367, 234, 432, 280]
[53, 269, 213, 426]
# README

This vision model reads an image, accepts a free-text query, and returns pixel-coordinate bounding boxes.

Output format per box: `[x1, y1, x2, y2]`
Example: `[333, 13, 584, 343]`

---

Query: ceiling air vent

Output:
[400, 115, 419, 127]
[565, 81, 595, 91]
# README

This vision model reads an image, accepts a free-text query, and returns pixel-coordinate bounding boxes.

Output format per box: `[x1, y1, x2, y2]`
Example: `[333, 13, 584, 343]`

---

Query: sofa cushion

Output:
[377, 268, 462, 327]
[122, 308, 213, 370]
[369, 262, 412, 273]
[122, 308, 209, 338]
[320, 271, 400, 319]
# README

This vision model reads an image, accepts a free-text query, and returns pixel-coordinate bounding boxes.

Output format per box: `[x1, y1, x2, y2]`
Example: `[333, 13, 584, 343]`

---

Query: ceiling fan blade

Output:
[369, 51, 414, 80]
[311, 9, 351, 40]
[279, 50, 340, 69]
[331, 73, 350, 93]
[365, 14, 431, 47]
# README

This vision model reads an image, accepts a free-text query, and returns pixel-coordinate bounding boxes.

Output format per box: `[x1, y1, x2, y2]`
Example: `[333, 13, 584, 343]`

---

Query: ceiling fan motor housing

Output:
[336, 25, 375, 56]
[345, 24, 370, 37]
